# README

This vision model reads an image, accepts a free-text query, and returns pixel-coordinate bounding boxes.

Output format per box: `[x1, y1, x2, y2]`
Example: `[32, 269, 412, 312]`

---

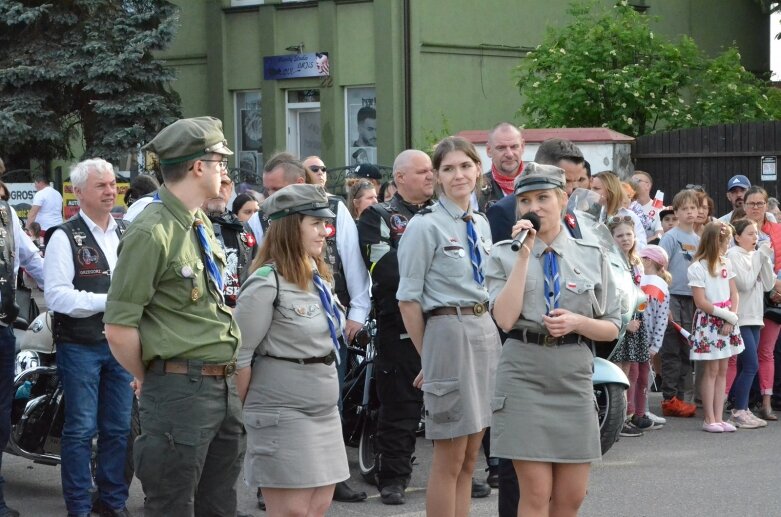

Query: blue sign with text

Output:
[263, 52, 330, 80]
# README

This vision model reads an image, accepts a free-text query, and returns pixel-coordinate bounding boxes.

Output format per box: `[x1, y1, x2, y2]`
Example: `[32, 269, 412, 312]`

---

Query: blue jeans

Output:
[57, 341, 133, 514]
[733, 326, 760, 410]
[0, 326, 15, 510]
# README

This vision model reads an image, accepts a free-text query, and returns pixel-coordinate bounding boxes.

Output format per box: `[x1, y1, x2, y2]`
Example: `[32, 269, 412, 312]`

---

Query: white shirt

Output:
[249, 200, 372, 324]
[639, 199, 663, 239]
[123, 195, 154, 223]
[719, 210, 776, 224]
[10, 207, 44, 286]
[31, 185, 64, 230]
[44, 211, 120, 317]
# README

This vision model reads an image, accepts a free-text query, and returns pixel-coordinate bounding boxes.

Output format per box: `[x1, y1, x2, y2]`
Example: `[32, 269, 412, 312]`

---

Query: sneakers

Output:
[702, 421, 724, 433]
[646, 411, 667, 425]
[661, 396, 697, 417]
[619, 421, 644, 437]
[728, 409, 763, 430]
[631, 414, 663, 430]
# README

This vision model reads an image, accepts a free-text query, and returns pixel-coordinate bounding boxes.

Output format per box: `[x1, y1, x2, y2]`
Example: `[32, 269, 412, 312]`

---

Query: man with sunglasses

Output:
[105, 117, 245, 516]
[303, 156, 329, 189]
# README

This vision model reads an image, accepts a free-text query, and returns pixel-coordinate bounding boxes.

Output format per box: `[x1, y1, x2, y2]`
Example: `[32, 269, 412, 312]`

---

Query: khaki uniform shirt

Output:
[396, 196, 492, 312]
[234, 265, 343, 369]
[104, 185, 240, 363]
[485, 225, 622, 333]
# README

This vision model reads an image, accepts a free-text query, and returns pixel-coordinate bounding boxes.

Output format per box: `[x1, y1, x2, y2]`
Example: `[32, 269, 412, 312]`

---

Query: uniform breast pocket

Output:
[439, 245, 469, 277]
[277, 301, 323, 320]
[563, 279, 596, 317]
[170, 258, 206, 308]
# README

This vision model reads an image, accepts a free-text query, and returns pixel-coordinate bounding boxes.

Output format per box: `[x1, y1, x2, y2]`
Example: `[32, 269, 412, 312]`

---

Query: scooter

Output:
[568, 189, 643, 454]
[6, 312, 139, 487]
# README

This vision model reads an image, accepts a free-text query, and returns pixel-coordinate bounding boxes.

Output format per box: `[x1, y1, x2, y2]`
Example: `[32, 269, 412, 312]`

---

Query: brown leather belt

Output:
[148, 359, 237, 377]
[266, 351, 336, 366]
[429, 302, 488, 317]
[507, 329, 581, 347]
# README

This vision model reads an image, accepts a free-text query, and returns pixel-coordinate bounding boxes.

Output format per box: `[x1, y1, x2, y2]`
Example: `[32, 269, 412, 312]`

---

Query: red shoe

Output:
[661, 396, 696, 417]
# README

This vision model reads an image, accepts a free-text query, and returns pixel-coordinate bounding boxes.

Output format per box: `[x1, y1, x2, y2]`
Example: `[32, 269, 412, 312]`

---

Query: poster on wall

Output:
[346, 87, 376, 166]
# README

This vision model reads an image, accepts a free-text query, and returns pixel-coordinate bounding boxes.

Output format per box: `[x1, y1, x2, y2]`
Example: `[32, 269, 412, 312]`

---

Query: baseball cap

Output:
[353, 164, 382, 180]
[726, 175, 750, 191]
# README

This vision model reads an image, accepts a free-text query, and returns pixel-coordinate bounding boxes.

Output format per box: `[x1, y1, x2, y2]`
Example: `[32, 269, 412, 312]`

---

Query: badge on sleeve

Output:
[191, 287, 200, 301]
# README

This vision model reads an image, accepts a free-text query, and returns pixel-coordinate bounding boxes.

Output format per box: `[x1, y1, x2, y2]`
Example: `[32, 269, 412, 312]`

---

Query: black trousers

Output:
[374, 336, 422, 490]
[497, 458, 520, 517]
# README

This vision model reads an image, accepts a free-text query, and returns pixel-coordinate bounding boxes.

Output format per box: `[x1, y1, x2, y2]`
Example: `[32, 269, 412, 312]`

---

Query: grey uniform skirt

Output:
[243, 355, 349, 488]
[491, 338, 601, 463]
[421, 313, 501, 440]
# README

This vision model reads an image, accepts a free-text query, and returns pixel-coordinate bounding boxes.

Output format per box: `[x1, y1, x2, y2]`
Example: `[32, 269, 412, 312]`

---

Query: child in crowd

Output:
[609, 216, 655, 436]
[688, 221, 745, 433]
[638, 245, 671, 425]
[725, 219, 775, 429]
[658, 190, 700, 417]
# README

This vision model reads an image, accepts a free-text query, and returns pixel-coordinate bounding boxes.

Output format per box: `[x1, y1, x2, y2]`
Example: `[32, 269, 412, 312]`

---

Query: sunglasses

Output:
[309, 165, 328, 173]
[685, 184, 705, 192]
[609, 215, 634, 225]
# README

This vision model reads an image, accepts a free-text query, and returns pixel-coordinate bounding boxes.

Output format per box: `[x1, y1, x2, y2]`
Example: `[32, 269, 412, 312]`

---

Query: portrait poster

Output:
[346, 87, 377, 165]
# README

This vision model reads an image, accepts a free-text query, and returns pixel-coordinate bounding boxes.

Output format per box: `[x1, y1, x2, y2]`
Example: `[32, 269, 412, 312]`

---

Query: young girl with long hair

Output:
[724, 219, 775, 428]
[688, 221, 745, 433]
[608, 216, 655, 434]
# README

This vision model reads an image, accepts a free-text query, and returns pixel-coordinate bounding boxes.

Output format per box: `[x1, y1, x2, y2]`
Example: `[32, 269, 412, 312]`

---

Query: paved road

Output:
[5, 392, 781, 516]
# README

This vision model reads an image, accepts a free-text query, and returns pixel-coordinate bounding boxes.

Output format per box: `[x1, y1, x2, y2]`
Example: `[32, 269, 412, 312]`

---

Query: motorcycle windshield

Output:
[567, 189, 646, 352]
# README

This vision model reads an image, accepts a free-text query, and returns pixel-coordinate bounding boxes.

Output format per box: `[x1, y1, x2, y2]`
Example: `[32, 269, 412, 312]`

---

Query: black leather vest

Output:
[209, 211, 256, 307]
[52, 216, 126, 344]
[0, 201, 18, 324]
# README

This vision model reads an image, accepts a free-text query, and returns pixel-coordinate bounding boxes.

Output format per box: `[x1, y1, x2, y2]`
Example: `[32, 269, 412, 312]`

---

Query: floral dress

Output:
[612, 264, 649, 363]
[687, 258, 745, 360]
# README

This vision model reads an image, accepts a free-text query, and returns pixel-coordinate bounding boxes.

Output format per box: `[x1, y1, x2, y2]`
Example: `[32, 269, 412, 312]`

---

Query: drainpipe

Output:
[403, 0, 412, 149]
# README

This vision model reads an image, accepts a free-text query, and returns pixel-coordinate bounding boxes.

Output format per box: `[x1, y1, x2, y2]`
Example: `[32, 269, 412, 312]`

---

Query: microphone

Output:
[510, 212, 541, 252]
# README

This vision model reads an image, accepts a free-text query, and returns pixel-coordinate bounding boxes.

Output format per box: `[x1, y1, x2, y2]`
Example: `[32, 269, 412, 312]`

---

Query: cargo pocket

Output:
[422, 379, 462, 424]
[491, 395, 506, 413]
[244, 410, 281, 455]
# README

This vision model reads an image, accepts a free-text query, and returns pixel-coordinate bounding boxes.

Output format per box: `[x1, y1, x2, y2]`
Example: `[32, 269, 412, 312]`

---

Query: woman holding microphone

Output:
[485, 163, 621, 517]
[397, 136, 501, 517]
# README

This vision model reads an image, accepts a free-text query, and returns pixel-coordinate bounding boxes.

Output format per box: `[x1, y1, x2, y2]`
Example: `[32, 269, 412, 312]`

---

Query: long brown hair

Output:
[593, 171, 623, 215]
[249, 213, 332, 289]
[693, 221, 731, 276]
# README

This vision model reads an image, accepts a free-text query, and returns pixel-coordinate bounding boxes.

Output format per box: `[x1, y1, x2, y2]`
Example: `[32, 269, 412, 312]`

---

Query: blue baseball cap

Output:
[726, 175, 750, 191]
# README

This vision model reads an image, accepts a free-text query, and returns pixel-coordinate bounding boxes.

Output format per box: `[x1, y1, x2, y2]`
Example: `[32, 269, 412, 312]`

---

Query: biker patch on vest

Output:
[389, 214, 408, 235]
[77, 247, 105, 276]
[325, 221, 336, 239]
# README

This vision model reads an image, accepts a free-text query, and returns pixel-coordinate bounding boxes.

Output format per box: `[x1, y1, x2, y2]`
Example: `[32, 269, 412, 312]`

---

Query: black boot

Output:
[471, 477, 492, 498]
[333, 481, 367, 502]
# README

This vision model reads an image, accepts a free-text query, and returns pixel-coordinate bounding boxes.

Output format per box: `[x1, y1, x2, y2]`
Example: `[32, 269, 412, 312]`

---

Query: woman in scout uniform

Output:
[485, 162, 622, 517]
[233, 184, 349, 517]
[397, 136, 502, 517]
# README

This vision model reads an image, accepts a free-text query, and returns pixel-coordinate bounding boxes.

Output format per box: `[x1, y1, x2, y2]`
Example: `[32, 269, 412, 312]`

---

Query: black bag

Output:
[764, 291, 781, 324]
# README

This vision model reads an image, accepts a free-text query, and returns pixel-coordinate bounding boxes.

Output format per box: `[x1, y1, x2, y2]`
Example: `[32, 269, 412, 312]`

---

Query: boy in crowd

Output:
[658, 190, 700, 417]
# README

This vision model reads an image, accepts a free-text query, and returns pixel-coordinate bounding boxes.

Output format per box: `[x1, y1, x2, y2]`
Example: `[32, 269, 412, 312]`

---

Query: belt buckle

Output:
[223, 361, 237, 377]
[473, 303, 485, 316]
[324, 352, 335, 366]
[543, 334, 558, 347]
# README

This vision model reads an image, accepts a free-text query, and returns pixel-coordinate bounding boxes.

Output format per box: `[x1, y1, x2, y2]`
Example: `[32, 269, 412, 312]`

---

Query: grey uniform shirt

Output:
[234, 265, 345, 368]
[485, 225, 622, 334]
[396, 196, 492, 311]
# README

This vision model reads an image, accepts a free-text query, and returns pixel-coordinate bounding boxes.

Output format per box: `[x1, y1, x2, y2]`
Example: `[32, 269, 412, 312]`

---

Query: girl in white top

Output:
[688, 221, 744, 433]
[724, 219, 775, 428]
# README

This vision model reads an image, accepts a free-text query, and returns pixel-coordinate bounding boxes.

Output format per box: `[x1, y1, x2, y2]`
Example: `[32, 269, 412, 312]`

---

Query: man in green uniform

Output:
[104, 117, 245, 517]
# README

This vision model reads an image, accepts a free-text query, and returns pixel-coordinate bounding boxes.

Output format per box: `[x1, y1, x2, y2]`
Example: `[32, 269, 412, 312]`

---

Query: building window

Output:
[235, 91, 262, 182]
[230, 1, 264, 7]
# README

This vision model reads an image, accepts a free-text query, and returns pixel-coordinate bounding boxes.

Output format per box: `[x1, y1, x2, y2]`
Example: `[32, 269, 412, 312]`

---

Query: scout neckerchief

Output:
[462, 212, 485, 285]
[490, 163, 523, 196]
[543, 248, 560, 315]
[312, 271, 342, 363]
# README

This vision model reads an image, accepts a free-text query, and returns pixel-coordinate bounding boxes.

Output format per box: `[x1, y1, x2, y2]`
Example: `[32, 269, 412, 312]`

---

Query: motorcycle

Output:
[568, 189, 644, 454]
[7, 312, 139, 491]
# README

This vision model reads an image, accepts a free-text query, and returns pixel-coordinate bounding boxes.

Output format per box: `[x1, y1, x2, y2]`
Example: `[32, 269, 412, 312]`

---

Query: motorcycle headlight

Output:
[15, 350, 41, 377]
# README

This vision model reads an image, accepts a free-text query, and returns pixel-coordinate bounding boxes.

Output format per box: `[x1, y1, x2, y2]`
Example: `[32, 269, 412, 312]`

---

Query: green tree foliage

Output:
[0, 0, 182, 165]
[516, 1, 781, 136]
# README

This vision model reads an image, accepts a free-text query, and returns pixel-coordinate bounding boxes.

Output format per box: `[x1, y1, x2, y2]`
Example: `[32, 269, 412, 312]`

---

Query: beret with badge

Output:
[143, 116, 234, 165]
[514, 162, 565, 195]
[263, 184, 336, 222]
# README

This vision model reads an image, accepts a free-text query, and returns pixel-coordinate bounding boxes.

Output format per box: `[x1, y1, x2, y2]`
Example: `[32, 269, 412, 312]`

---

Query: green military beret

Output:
[514, 162, 565, 195]
[263, 184, 336, 221]
[143, 116, 234, 166]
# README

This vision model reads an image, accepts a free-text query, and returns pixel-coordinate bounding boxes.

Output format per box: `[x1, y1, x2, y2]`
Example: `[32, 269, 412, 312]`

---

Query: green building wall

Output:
[158, 0, 770, 169]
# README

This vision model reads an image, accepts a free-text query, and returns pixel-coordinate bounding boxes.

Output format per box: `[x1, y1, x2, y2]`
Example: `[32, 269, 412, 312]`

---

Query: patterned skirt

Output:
[690, 307, 744, 361]
[611, 312, 649, 363]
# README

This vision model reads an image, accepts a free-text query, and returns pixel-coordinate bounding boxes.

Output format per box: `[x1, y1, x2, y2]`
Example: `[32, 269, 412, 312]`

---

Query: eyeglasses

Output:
[609, 215, 634, 225]
[309, 165, 328, 173]
[201, 159, 229, 170]
[685, 184, 705, 192]
[745, 201, 767, 209]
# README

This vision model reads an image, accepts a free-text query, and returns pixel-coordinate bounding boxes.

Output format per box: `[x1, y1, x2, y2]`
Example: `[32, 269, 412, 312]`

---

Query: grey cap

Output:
[263, 184, 335, 221]
[143, 116, 233, 166]
[514, 162, 565, 195]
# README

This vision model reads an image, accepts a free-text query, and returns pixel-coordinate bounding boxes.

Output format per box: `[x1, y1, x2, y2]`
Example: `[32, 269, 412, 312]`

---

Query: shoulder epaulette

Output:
[417, 207, 434, 216]
[256, 265, 273, 278]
